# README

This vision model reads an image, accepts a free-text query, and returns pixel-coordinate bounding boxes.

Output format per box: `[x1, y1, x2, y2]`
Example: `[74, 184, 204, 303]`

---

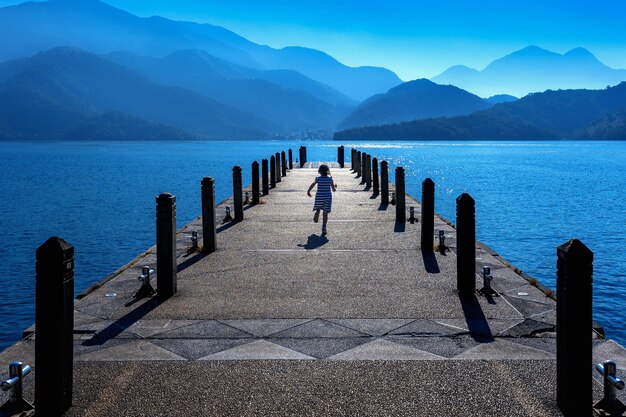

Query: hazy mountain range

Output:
[0, 0, 625, 140]
[432, 46, 626, 98]
[334, 82, 626, 141]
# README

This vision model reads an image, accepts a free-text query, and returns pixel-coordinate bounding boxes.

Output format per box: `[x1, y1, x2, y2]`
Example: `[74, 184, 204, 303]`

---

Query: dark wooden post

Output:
[365, 154, 372, 190]
[299, 147, 304, 168]
[338, 146, 344, 168]
[288, 149, 293, 170]
[360, 152, 367, 184]
[233, 166, 244, 222]
[395, 167, 406, 222]
[421, 178, 435, 251]
[456, 193, 475, 296]
[381, 161, 389, 205]
[355, 151, 362, 178]
[372, 157, 379, 195]
[281, 151, 287, 177]
[556, 239, 593, 417]
[270, 155, 276, 188]
[35, 237, 74, 415]
[262, 159, 269, 195]
[302, 146, 307, 165]
[252, 161, 260, 204]
[156, 193, 177, 300]
[351, 149, 356, 171]
[275, 152, 281, 183]
[201, 177, 217, 253]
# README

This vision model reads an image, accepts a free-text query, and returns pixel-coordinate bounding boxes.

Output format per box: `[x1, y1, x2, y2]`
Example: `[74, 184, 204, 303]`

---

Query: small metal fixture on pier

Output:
[135, 266, 156, 299]
[244, 192, 250, 204]
[478, 265, 497, 296]
[0, 361, 34, 414]
[594, 360, 626, 415]
[409, 206, 415, 223]
[390, 192, 396, 205]
[223, 206, 233, 223]
[190, 231, 198, 251]
[438, 230, 446, 250]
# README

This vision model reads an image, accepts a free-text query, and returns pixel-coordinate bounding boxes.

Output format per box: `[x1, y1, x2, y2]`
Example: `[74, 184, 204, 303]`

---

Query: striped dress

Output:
[313, 176, 333, 212]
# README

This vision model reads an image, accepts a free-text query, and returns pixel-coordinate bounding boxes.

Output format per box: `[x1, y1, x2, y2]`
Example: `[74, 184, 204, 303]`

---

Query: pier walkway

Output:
[2, 162, 624, 416]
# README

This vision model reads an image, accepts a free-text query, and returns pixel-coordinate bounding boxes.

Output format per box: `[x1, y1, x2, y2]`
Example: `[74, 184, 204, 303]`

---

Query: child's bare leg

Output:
[322, 211, 329, 228]
[313, 209, 320, 223]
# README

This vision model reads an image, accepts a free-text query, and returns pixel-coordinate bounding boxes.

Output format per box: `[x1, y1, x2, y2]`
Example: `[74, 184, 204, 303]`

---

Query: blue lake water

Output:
[0, 140, 624, 350]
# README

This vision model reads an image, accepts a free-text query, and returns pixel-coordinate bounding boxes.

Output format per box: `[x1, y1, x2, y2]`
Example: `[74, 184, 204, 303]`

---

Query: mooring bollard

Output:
[275, 152, 281, 183]
[380, 161, 389, 205]
[201, 177, 217, 253]
[1, 361, 33, 413]
[338, 145, 345, 168]
[421, 178, 435, 251]
[135, 265, 156, 298]
[288, 148, 293, 170]
[477, 265, 497, 296]
[281, 151, 287, 177]
[556, 238, 593, 417]
[262, 159, 269, 195]
[252, 161, 260, 204]
[233, 166, 244, 222]
[156, 193, 177, 300]
[456, 193, 475, 296]
[395, 167, 406, 222]
[270, 155, 276, 188]
[35, 236, 74, 415]
[594, 360, 625, 415]
[372, 157, 379, 195]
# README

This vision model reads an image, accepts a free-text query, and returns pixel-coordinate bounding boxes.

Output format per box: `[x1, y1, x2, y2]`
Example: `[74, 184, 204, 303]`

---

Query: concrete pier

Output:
[1, 163, 624, 417]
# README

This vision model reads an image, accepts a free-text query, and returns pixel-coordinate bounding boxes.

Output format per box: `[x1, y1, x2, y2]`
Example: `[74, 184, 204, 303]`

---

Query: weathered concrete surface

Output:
[2, 162, 621, 416]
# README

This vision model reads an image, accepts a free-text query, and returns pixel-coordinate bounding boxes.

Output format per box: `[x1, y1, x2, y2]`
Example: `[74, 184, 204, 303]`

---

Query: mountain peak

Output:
[508, 45, 559, 59]
[564, 47, 599, 62]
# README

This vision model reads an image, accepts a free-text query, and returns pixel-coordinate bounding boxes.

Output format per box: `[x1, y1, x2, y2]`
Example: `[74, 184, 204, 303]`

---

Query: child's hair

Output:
[318, 164, 331, 176]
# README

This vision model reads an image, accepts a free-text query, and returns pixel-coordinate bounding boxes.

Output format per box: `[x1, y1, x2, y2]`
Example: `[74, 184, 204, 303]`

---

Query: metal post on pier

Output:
[252, 161, 260, 204]
[395, 167, 406, 222]
[556, 239, 592, 417]
[380, 161, 389, 205]
[360, 153, 367, 184]
[365, 154, 372, 190]
[201, 177, 217, 253]
[288, 149, 293, 170]
[281, 151, 287, 177]
[157, 193, 177, 300]
[456, 193, 475, 296]
[35, 236, 74, 415]
[262, 159, 269, 195]
[233, 166, 244, 222]
[421, 178, 435, 251]
[356, 151, 362, 177]
[270, 155, 276, 188]
[351, 149, 356, 171]
[372, 157, 379, 195]
[275, 152, 281, 183]
[338, 146, 345, 168]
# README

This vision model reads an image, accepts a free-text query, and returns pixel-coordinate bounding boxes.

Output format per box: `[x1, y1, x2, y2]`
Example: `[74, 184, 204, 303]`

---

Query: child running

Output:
[307, 164, 337, 235]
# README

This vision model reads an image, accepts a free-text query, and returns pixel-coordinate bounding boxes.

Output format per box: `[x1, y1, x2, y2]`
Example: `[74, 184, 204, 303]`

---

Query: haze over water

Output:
[0, 140, 624, 351]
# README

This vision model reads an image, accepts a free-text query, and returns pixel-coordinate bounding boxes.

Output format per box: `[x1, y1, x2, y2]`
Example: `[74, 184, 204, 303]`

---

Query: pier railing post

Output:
[275, 152, 281, 183]
[360, 153, 367, 184]
[372, 157, 379, 195]
[381, 161, 389, 205]
[303, 146, 307, 165]
[233, 166, 244, 222]
[270, 155, 276, 188]
[252, 161, 260, 204]
[556, 239, 593, 417]
[35, 237, 74, 415]
[351, 149, 356, 171]
[157, 193, 177, 300]
[338, 146, 344, 168]
[395, 167, 406, 222]
[281, 151, 287, 177]
[421, 178, 435, 251]
[365, 154, 372, 190]
[262, 159, 269, 195]
[288, 149, 293, 170]
[456, 193, 475, 296]
[201, 177, 217, 253]
[356, 151, 362, 177]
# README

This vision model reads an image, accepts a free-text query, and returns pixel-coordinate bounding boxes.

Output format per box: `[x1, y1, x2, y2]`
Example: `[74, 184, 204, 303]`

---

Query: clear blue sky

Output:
[2, 0, 626, 79]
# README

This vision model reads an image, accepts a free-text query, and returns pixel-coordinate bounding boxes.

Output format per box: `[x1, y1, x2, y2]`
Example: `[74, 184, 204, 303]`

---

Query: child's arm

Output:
[307, 179, 317, 197]
[331, 178, 337, 192]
